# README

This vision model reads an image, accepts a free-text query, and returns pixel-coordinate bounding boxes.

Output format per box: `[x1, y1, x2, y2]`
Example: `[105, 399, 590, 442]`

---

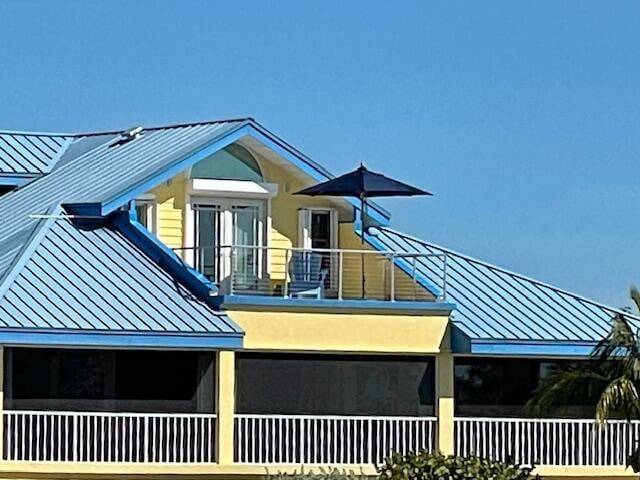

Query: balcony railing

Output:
[4, 411, 639, 467]
[174, 245, 448, 302]
[234, 414, 437, 464]
[455, 417, 640, 466]
[3, 410, 217, 463]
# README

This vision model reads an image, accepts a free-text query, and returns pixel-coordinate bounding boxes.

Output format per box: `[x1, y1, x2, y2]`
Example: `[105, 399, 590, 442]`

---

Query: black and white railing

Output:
[234, 414, 437, 464]
[455, 417, 640, 466]
[3, 410, 217, 463]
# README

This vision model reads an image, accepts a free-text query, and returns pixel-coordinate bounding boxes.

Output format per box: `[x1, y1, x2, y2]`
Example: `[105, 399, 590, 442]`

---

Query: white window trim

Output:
[297, 207, 339, 250]
[188, 179, 278, 199]
[184, 192, 271, 275]
[134, 197, 158, 235]
[298, 207, 339, 291]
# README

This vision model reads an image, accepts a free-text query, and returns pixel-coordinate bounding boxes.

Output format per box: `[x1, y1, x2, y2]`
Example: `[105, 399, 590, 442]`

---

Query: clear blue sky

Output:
[1, 0, 638, 308]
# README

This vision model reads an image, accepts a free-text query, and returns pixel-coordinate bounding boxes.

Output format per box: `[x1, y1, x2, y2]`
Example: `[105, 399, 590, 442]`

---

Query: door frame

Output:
[297, 207, 339, 292]
[184, 179, 276, 290]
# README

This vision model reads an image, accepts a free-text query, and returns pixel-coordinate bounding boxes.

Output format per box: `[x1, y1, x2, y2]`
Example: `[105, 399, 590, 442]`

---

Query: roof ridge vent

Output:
[110, 126, 143, 147]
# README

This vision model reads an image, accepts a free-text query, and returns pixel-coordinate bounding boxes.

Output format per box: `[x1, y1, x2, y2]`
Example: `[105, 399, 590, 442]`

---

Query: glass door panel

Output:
[192, 199, 266, 293]
[193, 204, 223, 281]
[232, 205, 261, 291]
[310, 210, 336, 291]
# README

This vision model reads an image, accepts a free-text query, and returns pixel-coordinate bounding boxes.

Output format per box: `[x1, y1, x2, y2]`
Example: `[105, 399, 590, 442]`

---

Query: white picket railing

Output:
[3, 410, 217, 463]
[455, 417, 640, 466]
[234, 414, 437, 464]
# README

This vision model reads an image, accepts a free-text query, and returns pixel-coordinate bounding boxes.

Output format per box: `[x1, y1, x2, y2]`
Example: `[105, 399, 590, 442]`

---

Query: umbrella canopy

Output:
[294, 164, 432, 299]
[295, 164, 432, 199]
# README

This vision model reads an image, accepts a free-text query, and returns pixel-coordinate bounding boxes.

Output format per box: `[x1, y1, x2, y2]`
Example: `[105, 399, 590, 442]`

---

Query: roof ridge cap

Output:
[0, 117, 255, 139]
[0, 130, 73, 137]
[143, 116, 255, 131]
[381, 226, 639, 319]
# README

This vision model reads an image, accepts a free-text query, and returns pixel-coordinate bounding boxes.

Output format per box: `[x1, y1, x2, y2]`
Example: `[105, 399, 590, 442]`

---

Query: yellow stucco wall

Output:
[226, 309, 450, 353]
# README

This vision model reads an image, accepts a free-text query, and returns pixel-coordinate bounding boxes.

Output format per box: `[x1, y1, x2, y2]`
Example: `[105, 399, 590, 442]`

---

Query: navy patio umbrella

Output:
[295, 163, 432, 238]
[294, 164, 432, 297]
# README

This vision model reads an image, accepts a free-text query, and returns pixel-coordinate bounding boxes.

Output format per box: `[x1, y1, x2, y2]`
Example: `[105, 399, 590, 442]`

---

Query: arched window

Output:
[190, 144, 263, 182]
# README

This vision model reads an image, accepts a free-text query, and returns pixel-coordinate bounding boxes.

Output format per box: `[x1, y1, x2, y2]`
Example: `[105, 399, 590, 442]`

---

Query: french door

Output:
[193, 198, 266, 291]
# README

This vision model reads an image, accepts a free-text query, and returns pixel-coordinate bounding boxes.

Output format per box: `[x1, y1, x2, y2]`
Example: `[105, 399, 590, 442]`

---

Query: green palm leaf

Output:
[527, 286, 640, 471]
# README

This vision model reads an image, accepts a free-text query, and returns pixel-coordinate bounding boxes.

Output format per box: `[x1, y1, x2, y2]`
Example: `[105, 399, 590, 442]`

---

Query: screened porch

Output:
[3, 347, 217, 462]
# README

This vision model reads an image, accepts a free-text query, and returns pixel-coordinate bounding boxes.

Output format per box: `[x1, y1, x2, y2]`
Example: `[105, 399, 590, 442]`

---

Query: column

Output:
[216, 350, 235, 464]
[0, 346, 5, 459]
[436, 351, 455, 455]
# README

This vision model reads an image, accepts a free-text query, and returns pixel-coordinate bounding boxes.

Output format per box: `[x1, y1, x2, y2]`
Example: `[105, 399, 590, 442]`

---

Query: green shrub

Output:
[377, 451, 539, 480]
[269, 467, 368, 480]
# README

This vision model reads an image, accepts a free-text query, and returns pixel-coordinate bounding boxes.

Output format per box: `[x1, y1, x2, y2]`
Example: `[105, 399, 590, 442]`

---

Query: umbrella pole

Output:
[361, 196, 366, 299]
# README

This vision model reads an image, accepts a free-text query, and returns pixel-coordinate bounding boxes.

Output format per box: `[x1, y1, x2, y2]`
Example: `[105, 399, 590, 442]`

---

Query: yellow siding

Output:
[339, 224, 434, 301]
[268, 229, 292, 281]
[152, 176, 186, 250]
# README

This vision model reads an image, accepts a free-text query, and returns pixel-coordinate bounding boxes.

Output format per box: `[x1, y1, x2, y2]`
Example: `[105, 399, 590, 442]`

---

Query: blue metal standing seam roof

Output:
[0, 118, 383, 286]
[0, 120, 257, 348]
[0, 214, 242, 348]
[0, 120, 247, 285]
[368, 227, 639, 348]
[0, 132, 71, 175]
[0, 116, 634, 354]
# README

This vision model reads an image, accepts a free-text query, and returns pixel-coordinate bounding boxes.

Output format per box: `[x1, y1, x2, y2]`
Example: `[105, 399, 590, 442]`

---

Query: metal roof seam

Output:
[372, 227, 622, 343]
[380, 227, 638, 319]
[47, 226, 163, 332]
[69, 227, 181, 332]
[13, 265, 82, 330]
[370, 231, 522, 339]
[0, 139, 34, 173]
[89, 228, 208, 333]
[368, 232, 508, 338]
[441, 251, 565, 340]
[509, 275, 607, 340]
[36, 233, 134, 331]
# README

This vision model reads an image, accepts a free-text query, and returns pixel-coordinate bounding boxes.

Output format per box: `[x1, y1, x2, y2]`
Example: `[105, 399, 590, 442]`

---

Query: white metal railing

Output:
[455, 417, 640, 466]
[175, 245, 448, 302]
[3, 410, 217, 463]
[234, 414, 437, 464]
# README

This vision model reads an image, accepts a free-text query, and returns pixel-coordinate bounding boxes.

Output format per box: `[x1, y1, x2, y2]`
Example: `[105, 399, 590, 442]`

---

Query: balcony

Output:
[174, 245, 448, 303]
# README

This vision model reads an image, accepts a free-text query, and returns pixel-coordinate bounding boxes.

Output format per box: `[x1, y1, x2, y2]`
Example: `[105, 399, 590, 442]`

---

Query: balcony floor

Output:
[214, 294, 456, 314]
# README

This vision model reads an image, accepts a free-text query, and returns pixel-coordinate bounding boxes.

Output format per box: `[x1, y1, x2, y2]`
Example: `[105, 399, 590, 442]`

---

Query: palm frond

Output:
[630, 285, 640, 315]
[595, 376, 640, 421]
[592, 313, 638, 362]
[527, 366, 608, 416]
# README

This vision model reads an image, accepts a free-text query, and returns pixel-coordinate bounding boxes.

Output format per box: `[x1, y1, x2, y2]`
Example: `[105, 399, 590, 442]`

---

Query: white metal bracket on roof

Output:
[110, 126, 143, 147]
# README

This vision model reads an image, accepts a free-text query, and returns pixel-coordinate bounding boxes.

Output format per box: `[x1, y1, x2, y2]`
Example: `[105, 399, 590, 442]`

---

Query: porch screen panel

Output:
[236, 353, 435, 416]
[4, 348, 215, 413]
[455, 357, 597, 418]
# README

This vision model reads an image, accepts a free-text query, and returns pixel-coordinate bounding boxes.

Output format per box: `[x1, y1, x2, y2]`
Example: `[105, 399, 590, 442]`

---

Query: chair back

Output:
[290, 251, 322, 282]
